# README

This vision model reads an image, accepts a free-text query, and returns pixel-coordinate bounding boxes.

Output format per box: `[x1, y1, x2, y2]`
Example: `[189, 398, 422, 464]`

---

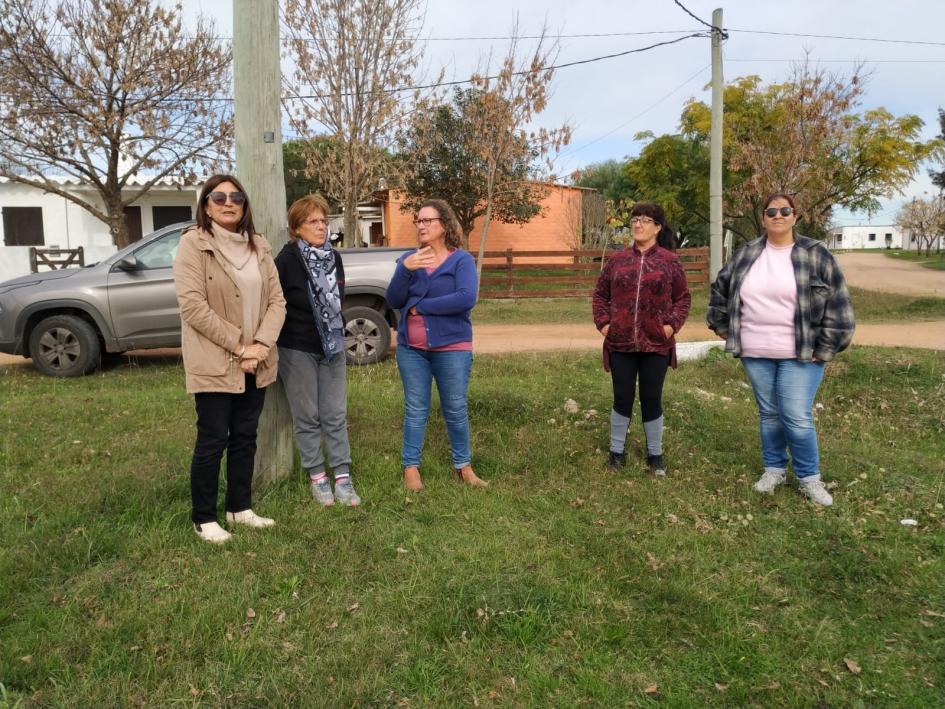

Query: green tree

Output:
[682, 66, 938, 241]
[573, 159, 635, 204]
[931, 108, 945, 192]
[283, 139, 336, 209]
[397, 87, 544, 241]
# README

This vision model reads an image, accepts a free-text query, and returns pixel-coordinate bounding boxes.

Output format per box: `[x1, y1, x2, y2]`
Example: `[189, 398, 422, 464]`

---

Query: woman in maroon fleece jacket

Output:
[592, 203, 691, 475]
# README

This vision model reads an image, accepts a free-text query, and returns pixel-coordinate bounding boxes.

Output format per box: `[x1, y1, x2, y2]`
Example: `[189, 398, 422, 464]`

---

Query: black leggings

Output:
[610, 351, 670, 421]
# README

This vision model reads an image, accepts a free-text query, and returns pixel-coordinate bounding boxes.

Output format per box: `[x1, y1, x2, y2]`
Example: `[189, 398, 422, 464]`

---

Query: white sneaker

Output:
[194, 521, 232, 544]
[753, 468, 786, 494]
[799, 478, 833, 506]
[226, 509, 276, 528]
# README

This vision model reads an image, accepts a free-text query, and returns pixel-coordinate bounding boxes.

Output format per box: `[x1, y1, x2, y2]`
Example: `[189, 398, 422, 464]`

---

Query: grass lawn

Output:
[474, 287, 944, 326]
[884, 250, 945, 271]
[1, 347, 943, 707]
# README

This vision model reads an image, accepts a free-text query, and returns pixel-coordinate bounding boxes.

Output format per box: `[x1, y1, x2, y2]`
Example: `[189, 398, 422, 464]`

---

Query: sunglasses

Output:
[412, 217, 442, 227]
[630, 216, 656, 225]
[765, 206, 794, 218]
[207, 191, 246, 206]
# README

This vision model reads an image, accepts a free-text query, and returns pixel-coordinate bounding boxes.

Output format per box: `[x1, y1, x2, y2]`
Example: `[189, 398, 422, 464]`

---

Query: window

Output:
[2, 206, 44, 246]
[153, 205, 193, 230]
[132, 230, 182, 270]
[868, 233, 876, 242]
[834, 234, 842, 243]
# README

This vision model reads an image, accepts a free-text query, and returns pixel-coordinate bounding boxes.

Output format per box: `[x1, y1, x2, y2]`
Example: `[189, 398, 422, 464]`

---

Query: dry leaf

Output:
[325, 620, 339, 630]
[347, 602, 361, 613]
[276, 610, 286, 624]
[843, 657, 862, 675]
[923, 609, 945, 618]
[714, 682, 728, 691]
[19, 655, 32, 664]
[245, 608, 256, 620]
[667, 513, 679, 524]
[646, 553, 663, 571]
[643, 684, 659, 695]
[189, 686, 200, 697]
[396, 547, 409, 554]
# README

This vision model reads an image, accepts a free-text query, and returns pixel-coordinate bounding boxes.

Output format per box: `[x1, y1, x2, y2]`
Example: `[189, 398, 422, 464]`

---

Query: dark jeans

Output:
[610, 351, 670, 421]
[190, 374, 267, 524]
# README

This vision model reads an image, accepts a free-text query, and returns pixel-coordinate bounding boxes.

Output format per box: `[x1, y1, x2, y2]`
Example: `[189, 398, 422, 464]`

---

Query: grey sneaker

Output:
[753, 468, 787, 494]
[310, 476, 335, 506]
[647, 454, 666, 477]
[334, 478, 362, 507]
[799, 478, 833, 506]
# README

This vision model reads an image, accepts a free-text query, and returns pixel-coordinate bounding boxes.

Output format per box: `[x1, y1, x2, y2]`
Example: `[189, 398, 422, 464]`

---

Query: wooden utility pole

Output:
[233, 0, 294, 485]
[709, 7, 724, 279]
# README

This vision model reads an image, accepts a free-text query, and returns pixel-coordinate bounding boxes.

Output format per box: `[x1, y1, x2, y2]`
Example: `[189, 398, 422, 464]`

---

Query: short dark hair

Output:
[196, 174, 257, 241]
[763, 192, 798, 213]
[630, 202, 676, 250]
[287, 193, 331, 241]
[419, 198, 464, 250]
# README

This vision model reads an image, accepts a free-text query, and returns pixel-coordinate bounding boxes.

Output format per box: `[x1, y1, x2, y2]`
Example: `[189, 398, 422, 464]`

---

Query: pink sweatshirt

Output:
[739, 242, 797, 358]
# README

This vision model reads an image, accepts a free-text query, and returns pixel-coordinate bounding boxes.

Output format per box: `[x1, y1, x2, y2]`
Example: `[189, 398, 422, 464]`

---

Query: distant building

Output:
[827, 223, 943, 252]
[0, 176, 197, 282]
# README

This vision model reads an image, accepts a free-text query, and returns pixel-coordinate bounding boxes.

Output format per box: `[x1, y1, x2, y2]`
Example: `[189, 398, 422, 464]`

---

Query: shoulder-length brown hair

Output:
[196, 174, 257, 242]
[419, 198, 464, 250]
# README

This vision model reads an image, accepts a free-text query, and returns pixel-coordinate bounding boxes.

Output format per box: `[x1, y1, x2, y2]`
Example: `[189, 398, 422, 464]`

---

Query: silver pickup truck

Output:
[0, 222, 410, 377]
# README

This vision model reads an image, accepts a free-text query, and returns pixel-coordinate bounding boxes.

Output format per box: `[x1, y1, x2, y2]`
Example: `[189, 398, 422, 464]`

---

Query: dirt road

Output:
[836, 252, 945, 297]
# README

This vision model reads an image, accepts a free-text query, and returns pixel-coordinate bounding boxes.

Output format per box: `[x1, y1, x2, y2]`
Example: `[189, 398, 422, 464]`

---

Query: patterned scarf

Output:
[297, 240, 344, 360]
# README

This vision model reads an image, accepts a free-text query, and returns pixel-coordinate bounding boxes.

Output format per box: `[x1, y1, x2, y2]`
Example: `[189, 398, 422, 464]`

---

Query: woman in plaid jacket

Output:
[706, 193, 855, 506]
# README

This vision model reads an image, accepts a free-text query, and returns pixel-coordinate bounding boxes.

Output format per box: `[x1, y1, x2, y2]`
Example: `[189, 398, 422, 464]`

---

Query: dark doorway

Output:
[124, 206, 143, 243]
[153, 205, 193, 230]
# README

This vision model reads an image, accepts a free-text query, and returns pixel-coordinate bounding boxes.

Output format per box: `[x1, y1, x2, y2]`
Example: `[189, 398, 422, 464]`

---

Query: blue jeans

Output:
[741, 358, 825, 479]
[396, 346, 473, 469]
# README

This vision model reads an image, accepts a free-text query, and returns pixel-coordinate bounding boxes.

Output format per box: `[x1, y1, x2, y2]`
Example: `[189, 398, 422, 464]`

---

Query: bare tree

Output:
[283, 0, 428, 248]
[897, 195, 945, 256]
[464, 24, 572, 279]
[0, 0, 232, 248]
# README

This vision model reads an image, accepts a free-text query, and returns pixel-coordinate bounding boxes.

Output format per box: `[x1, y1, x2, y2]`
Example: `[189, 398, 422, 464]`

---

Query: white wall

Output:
[0, 182, 197, 282]
[827, 225, 905, 250]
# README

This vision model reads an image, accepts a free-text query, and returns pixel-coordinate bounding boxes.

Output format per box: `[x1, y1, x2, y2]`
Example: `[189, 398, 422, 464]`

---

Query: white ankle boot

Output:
[225, 509, 276, 528]
[194, 521, 232, 544]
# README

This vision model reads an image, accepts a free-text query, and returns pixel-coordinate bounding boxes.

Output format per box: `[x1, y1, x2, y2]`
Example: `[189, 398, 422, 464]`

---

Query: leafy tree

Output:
[283, 0, 427, 247]
[573, 159, 636, 204]
[283, 139, 336, 209]
[682, 65, 938, 241]
[931, 108, 945, 192]
[397, 87, 545, 242]
[0, 0, 231, 248]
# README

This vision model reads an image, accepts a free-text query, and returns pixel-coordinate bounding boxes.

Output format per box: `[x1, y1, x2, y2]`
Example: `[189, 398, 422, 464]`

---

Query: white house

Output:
[0, 177, 199, 282]
[827, 223, 943, 252]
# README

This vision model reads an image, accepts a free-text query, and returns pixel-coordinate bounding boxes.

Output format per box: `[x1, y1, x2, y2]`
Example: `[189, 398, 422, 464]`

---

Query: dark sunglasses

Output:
[207, 191, 246, 206]
[765, 206, 794, 218]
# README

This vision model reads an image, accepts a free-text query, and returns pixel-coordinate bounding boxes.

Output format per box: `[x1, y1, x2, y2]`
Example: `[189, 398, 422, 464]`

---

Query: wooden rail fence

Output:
[475, 247, 708, 299]
[29, 246, 85, 273]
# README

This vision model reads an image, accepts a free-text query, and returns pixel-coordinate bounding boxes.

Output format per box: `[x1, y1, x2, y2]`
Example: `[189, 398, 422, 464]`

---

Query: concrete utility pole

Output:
[709, 7, 724, 279]
[233, 0, 294, 485]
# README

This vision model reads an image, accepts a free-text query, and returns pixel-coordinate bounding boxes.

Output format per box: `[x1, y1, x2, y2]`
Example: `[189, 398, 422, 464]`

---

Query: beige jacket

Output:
[174, 226, 286, 394]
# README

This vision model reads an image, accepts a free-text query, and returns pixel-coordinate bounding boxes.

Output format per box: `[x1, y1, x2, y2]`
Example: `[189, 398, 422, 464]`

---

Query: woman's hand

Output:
[241, 342, 269, 361]
[663, 324, 674, 340]
[599, 324, 610, 337]
[240, 358, 259, 373]
[403, 246, 435, 271]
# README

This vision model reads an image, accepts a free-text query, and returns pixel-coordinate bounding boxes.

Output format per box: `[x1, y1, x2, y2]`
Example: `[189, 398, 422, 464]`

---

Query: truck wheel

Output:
[28, 314, 102, 377]
[343, 306, 391, 365]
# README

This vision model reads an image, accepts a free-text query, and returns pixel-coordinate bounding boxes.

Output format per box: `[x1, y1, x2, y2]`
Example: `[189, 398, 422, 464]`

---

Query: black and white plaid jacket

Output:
[706, 234, 855, 362]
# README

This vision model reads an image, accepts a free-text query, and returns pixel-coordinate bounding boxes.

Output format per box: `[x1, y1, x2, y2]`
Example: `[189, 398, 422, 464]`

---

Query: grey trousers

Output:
[278, 346, 352, 477]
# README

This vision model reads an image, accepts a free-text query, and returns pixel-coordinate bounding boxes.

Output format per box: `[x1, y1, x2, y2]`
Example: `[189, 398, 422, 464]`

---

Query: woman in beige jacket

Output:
[174, 174, 286, 544]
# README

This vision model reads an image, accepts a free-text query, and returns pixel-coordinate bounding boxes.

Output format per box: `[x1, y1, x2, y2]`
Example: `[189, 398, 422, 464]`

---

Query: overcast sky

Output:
[182, 0, 945, 225]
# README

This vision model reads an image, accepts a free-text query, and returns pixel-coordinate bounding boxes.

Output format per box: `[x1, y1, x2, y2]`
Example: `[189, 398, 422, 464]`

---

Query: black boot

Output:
[608, 451, 626, 469]
[647, 454, 666, 477]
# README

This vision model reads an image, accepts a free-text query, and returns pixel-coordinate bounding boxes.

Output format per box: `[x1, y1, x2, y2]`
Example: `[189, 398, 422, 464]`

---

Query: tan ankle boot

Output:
[456, 465, 488, 487]
[403, 466, 423, 491]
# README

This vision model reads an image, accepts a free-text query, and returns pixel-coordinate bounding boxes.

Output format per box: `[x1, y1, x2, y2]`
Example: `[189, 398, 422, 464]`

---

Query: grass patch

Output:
[475, 288, 942, 326]
[1, 347, 943, 706]
[885, 250, 945, 271]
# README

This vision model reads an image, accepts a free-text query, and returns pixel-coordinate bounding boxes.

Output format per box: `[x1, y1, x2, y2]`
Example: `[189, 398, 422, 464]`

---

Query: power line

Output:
[728, 28, 945, 47]
[673, 0, 728, 38]
[727, 58, 945, 64]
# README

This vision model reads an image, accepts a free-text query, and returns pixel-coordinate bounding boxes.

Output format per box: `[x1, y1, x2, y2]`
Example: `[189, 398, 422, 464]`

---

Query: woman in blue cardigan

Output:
[386, 199, 487, 491]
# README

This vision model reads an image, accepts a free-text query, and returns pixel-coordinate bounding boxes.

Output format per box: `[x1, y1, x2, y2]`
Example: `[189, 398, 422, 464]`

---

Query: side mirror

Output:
[114, 256, 138, 272]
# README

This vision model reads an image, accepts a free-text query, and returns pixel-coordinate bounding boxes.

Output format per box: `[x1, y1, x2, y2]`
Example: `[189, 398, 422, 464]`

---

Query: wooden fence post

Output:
[506, 249, 513, 297]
